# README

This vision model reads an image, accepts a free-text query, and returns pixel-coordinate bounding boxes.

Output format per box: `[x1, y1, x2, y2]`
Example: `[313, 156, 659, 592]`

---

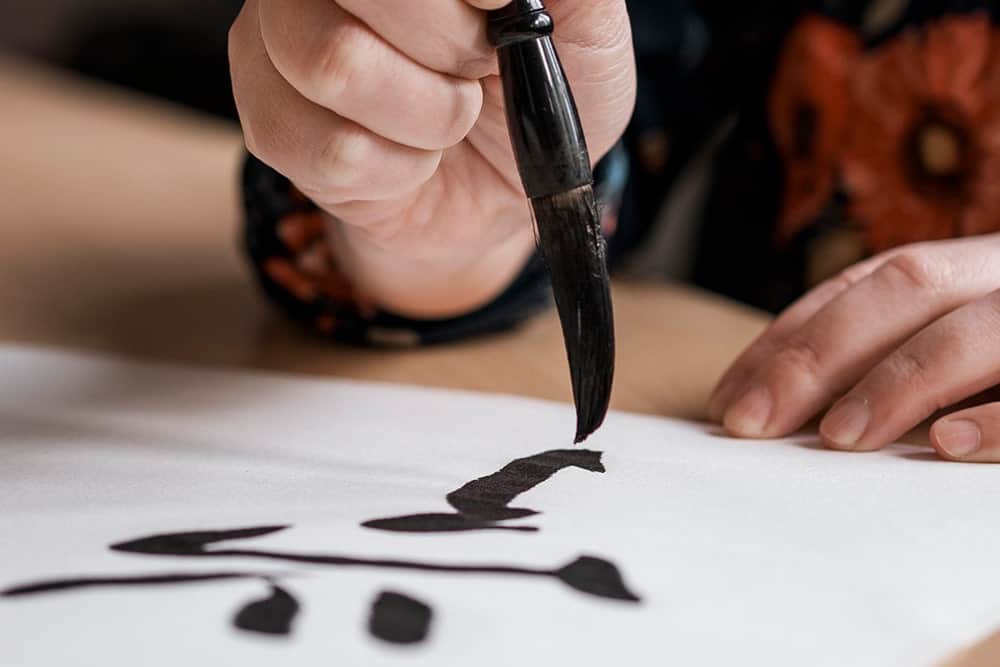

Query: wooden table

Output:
[0, 57, 993, 666]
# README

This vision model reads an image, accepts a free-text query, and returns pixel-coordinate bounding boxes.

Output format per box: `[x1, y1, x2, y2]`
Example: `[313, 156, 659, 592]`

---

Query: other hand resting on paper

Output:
[711, 235, 1000, 463]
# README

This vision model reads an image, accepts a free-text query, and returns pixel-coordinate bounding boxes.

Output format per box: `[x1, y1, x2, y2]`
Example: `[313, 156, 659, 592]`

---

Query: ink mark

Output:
[2, 450, 641, 649]
[362, 513, 538, 533]
[234, 584, 300, 636]
[556, 557, 641, 602]
[1, 572, 258, 597]
[111, 525, 289, 556]
[108, 525, 640, 603]
[368, 591, 433, 645]
[363, 450, 605, 533]
[447, 450, 605, 519]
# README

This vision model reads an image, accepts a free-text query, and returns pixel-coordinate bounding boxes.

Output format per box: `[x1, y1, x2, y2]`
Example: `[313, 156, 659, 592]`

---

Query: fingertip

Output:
[931, 417, 983, 461]
[930, 404, 1000, 463]
[819, 396, 871, 451]
[721, 385, 773, 439]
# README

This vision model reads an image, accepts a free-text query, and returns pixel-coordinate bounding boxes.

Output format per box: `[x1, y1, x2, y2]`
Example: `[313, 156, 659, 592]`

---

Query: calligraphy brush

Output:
[488, 0, 615, 444]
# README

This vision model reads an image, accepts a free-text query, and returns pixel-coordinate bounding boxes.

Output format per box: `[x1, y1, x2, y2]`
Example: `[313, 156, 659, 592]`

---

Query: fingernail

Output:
[723, 385, 773, 437]
[935, 419, 981, 459]
[821, 397, 871, 450]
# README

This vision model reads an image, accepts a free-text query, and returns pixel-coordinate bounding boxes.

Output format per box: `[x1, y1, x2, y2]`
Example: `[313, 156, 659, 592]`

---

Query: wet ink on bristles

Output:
[489, 0, 616, 443]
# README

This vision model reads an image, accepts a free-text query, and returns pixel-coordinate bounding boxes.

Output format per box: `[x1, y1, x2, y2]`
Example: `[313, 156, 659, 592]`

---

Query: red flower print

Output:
[265, 209, 377, 318]
[770, 15, 862, 243]
[841, 14, 1000, 252]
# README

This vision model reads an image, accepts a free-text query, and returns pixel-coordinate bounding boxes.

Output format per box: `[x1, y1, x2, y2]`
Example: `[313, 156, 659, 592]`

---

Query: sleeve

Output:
[241, 153, 624, 347]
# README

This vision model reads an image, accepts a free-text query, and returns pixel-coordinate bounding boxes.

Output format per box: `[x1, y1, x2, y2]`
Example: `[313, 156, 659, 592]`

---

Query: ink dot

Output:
[368, 591, 433, 645]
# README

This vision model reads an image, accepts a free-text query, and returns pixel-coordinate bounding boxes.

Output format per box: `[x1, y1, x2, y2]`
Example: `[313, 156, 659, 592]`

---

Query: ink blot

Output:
[234, 584, 300, 636]
[368, 591, 433, 645]
[556, 557, 641, 602]
[363, 450, 605, 533]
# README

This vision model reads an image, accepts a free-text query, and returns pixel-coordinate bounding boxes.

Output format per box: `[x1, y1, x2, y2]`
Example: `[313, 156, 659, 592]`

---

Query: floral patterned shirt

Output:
[642, 0, 1000, 312]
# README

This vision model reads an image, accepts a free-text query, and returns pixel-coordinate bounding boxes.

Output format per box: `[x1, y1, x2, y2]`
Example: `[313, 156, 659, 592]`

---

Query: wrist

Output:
[327, 213, 538, 320]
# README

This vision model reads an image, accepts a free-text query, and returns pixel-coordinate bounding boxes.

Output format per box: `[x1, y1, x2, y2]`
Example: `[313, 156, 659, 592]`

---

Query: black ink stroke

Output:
[234, 584, 300, 636]
[368, 591, 433, 645]
[363, 450, 606, 533]
[2, 449, 641, 649]
[1, 572, 260, 597]
[110, 525, 289, 556]
[555, 557, 640, 601]
[109, 526, 640, 603]
[363, 513, 538, 533]
[446, 450, 606, 519]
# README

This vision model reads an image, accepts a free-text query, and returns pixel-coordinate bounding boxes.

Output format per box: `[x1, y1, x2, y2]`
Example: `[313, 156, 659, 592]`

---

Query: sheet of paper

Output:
[1, 344, 999, 666]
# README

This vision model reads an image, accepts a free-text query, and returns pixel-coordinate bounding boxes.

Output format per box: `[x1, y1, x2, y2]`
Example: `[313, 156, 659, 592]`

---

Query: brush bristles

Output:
[530, 185, 615, 443]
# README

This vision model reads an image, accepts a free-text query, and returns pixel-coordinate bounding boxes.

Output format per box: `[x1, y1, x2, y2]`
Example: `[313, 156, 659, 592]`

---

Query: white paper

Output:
[2, 344, 999, 666]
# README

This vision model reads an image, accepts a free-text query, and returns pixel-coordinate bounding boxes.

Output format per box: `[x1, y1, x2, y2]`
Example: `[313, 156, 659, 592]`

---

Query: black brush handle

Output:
[488, 0, 593, 200]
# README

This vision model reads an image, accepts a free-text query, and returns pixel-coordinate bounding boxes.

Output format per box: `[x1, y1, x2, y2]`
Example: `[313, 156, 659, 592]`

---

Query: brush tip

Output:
[574, 407, 609, 444]
[529, 186, 615, 446]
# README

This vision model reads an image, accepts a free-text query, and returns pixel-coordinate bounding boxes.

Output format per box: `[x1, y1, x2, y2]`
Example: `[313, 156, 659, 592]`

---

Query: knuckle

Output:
[235, 106, 272, 165]
[885, 348, 940, 411]
[881, 251, 941, 293]
[835, 261, 874, 288]
[234, 102, 283, 168]
[772, 337, 825, 383]
[313, 123, 372, 189]
[826, 270, 859, 295]
[241, 118, 283, 170]
[310, 19, 375, 103]
[891, 348, 933, 384]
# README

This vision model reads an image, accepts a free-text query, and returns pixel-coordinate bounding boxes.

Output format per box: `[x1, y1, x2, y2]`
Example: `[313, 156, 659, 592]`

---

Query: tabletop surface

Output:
[0, 57, 994, 666]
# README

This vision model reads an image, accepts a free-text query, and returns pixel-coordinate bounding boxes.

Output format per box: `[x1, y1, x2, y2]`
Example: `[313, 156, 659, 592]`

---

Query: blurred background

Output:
[0, 0, 243, 118]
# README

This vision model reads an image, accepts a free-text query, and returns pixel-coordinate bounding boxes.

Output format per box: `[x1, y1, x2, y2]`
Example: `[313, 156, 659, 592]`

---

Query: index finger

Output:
[335, 0, 498, 79]
[708, 253, 891, 421]
[820, 290, 1000, 452]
